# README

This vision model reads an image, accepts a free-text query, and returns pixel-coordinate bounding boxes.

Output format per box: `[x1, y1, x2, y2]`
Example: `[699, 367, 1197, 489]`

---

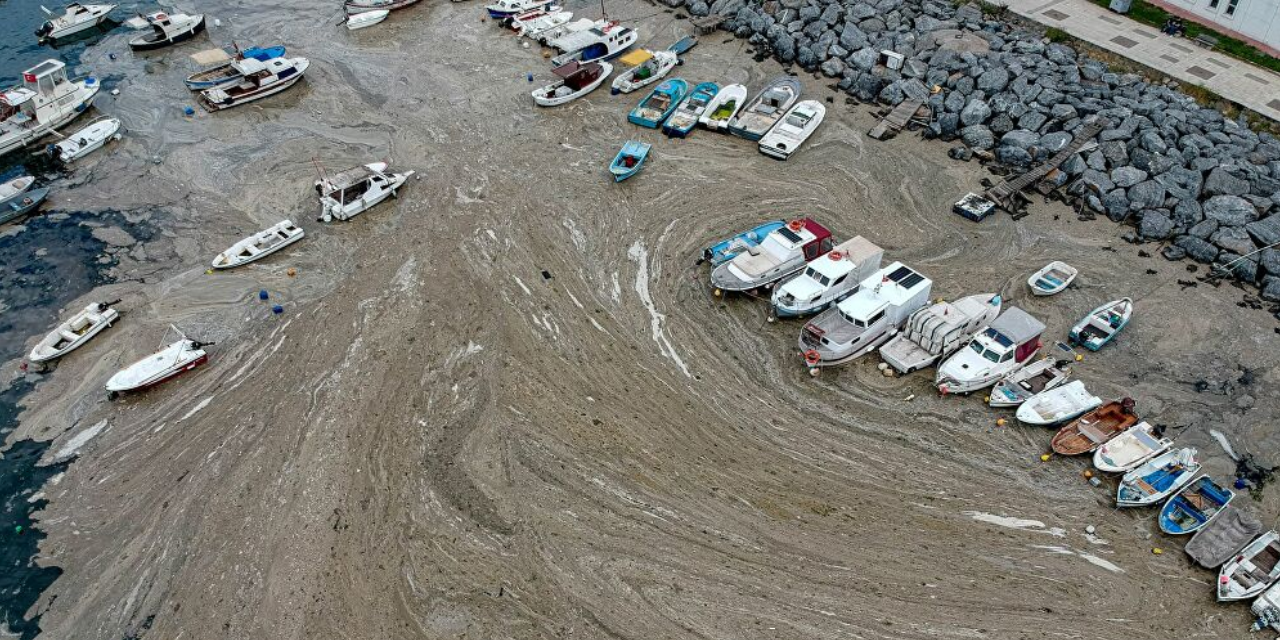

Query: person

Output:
[1162, 17, 1178, 35]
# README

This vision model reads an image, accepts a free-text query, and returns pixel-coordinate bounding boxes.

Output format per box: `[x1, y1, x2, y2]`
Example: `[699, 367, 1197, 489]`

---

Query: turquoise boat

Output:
[662, 81, 718, 138]
[628, 78, 687, 129]
[1069, 297, 1132, 351]
[701, 220, 786, 266]
[609, 140, 651, 182]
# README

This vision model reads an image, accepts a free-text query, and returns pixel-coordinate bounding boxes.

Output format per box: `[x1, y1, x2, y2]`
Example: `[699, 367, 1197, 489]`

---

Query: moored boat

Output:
[126, 11, 205, 51]
[532, 60, 611, 107]
[0, 60, 101, 159]
[709, 218, 832, 293]
[106, 338, 210, 397]
[1186, 505, 1263, 568]
[346, 0, 421, 13]
[549, 22, 636, 66]
[49, 114, 121, 163]
[988, 357, 1070, 408]
[200, 56, 309, 111]
[184, 46, 287, 90]
[1116, 447, 1200, 507]
[1, 187, 50, 226]
[1015, 380, 1101, 426]
[1069, 297, 1132, 351]
[608, 140, 650, 182]
[0, 175, 36, 208]
[879, 293, 1002, 375]
[610, 49, 677, 94]
[514, 10, 571, 37]
[28, 300, 120, 363]
[1218, 531, 1280, 602]
[699, 83, 746, 131]
[758, 100, 825, 160]
[799, 262, 933, 370]
[727, 75, 801, 141]
[1159, 475, 1234, 535]
[346, 9, 390, 29]
[1049, 399, 1139, 455]
[1028, 260, 1077, 296]
[537, 17, 594, 45]
[36, 3, 116, 42]
[935, 307, 1045, 395]
[702, 220, 785, 267]
[1093, 421, 1171, 473]
[628, 78, 687, 129]
[771, 236, 883, 318]
[316, 161, 415, 222]
[662, 81, 718, 138]
[212, 220, 305, 269]
[485, 0, 553, 19]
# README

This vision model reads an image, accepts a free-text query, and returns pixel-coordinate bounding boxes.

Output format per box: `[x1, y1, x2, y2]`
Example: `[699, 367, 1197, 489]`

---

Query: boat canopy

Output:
[552, 60, 583, 78]
[988, 307, 1044, 345]
[190, 48, 232, 66]
[618, 49, 652, 66]
[232, 57, 270, 75]
[0, 88, 36, 107]
[325, 165, 380, 192]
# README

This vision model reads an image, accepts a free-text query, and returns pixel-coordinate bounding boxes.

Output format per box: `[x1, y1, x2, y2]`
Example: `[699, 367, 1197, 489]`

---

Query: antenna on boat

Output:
[599, 0, 607, 20]
[311, 156, 328, 182]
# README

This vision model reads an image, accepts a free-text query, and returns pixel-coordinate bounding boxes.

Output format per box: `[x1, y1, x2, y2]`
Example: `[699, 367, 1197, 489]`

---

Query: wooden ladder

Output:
[868, 99, 926, 140]
[982, 118, 1109, 210]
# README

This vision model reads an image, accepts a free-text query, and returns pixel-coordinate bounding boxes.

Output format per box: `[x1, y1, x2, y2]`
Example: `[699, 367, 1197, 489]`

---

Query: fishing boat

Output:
[935, 307, 1045, 395]
[1160, 476, 1235, 535]
[727, 75, 801, 141]
[988, 358, 1070, 407]
[125, 11, 205, 51]
[702, 220, 785, 267]
[184, 46, 287, 90]
[316, 161, 414, 222]
[49, 115, 121, 163]
[1116, 447, 1200, 507]
[1094, 421, 1171, 472]
[0, 60, 101, 159]
[345, 0, 421, 13]
[36, 3, 116, 42]
[0, 176, 36, 208]
[485, 0, 553, 19]
[699, 83, 746, 131]
[662, 82, 718, 138]
[1187, 506, 1264, 568]
[1049, 399, 1139, 455]
[1069, 298, 1132, 351]
[1218, 532, 1280, 601]
[1028, 260, 1077, 296]
[610, 49, 677, 95]
[212, 220, 305, 269]
[106, 338, 210, 397]
[608, 140, 650, 182]
[771, 237, 883, 318]
[799, 262, 933, 370]
[536, 17, 594, 45]
[628, 78, 687, 128]
[709, 218, 832, 293]
[879, 294, 1002, 374]
[346, 9, 389, 29]
[1015, 380, 1101, 426]
[1, 187, 50, 226]
[531, 60, 611, 107]
[758, 100, 825, 160]
[550, 22, 636, 67]
[200, 56, 309, 111]
[514, 10, 571, 38]
[28, 300, 120, 364]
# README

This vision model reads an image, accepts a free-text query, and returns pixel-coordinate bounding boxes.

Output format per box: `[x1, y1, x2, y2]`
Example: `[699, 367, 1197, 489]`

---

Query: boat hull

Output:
[43, 14, 115, 40]
[29, 306, 119, 363]
[0, 82, 100, 159]
[347, 0, 420, 11]
[212, 226, 305, 269]
[1, 188, 51, 226]
[128, 15, 205, 51]
[107, 353, 207, 393]
[201, 73, 305, 111]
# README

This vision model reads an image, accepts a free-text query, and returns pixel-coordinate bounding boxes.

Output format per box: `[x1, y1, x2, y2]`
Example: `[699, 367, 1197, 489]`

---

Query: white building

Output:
[1152, 0, 1280, 54]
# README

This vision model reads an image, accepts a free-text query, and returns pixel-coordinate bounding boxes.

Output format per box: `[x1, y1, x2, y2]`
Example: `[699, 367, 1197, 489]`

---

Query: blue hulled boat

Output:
[609, 140, 650, 182]
[628, 78, 687, 129]
[702, 220, 786, 266]
[1159, 475, 1234, 535]
[662, 81, 718, 138]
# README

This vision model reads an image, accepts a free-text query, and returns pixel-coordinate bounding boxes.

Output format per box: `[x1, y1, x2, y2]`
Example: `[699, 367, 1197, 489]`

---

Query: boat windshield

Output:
[784, 111, 812, 127]
[982, 327, 1013, 348]
[757, 235, 791, 262]
[802, 267, 829, 287]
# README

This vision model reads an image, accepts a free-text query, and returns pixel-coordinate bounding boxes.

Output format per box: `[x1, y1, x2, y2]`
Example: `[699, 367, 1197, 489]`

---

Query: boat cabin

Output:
[783, 103, 819, 129]
[553, 61, 603, 90]
[969, 307, 1044, 365]
[1, 60, 77, 125]
[755, 86, 792, 114]
[801, 262, 931, 355]
[320, 164, 383, 204]
[773, 236, 882, 314]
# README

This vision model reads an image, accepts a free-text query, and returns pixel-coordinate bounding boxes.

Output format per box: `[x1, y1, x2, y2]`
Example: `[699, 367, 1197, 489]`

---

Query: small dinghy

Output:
[1028, 260, 1077, 296]
[1069, 298, 1131, 351]
[1049, 399, 1139, 456]
[1, 187, 51, 226]
[212, 220, 304, 269]
[1186, 505, 1263, 567]
[1094, 421, 1171, 473]
[1116, 447, 1200, 508]
[200, 56, 309, 111]
[1218, 531, 1280, 602]
[610, 49, 678, 95]
[699, 83, 747, 131]
[28, 300, 120, 363]
[317, 161, 415, 222]
[628, 78, 687, 128]
[662, 81, 718, 138]
[485, 0, 553, 19]
[608, 140, 650, 182]
[345, 0, 420, 13]
[106, 338, 210, 397]
[702, 220, 785, 267]
[36, 3, 116, 42]
[185, 46, 287, 90]
[531, 60, 611, 107]
[727, 75, 801, 141]
[49, 115, 121, 163]
[1159, 475, 1235, 535]
[709, 218, 833, 293]
[1015, 380, 1101, 426]
[989, 358, 1070, 408]
[758, 100, 825, 160]
[126, 11, 205, 51]
[0, 176, 36, 208]
[346, 9, 389, 29]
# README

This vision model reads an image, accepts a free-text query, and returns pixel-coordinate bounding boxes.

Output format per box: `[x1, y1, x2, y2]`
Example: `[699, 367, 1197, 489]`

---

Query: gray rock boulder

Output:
[1017, 111, 1047, 132]
[961, 124, 995, 150]
[1001, 129, 1039, 150]
[1039, 131, 1073, 153]
[1262, 276, 1280, 302]
[1187, 219, 1219, 239]
[1155, 167, 1204, 201]
[848, 47, 878, 71]
[839, 23, 869, 49]
[1203, 167, 1251, 197]
[1139, 210, 1174, 240]
[1111, 166, 1148, 189]
[1128, 180, 1166, 209]
[996, 145, 1033, 166]
[977, 67, 1010, 93]
[1174, 235, 1220, 262]
[1212, 226, 1257, 256]
[1246, 214, 1280, 246]
[821, 57, 845, 77]
[960, 99, 991, 126]
[1203, 195, 1259, 227]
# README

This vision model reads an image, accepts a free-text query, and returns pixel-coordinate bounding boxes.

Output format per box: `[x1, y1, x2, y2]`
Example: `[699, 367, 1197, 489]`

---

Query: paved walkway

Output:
[993, 0, 1280, 123]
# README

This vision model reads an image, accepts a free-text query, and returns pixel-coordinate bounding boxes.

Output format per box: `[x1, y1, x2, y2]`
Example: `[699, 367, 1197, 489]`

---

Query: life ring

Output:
[787, 219, 804, 231]
[829, 250, 843, 261]
[803, 349, 821, 366]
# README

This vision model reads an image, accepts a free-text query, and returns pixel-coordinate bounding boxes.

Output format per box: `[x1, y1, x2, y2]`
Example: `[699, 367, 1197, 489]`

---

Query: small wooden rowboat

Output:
[212, 220, 304, 269]
[346, 9, 389, 30]
[28, 300, 121, 363]
[1159, 475, 1234, 535]
[1028, 260, 1077, 296]
[988, 357, 1070, 408]
[609, 140, 650, 182]
[1049, 398, 1139, 456]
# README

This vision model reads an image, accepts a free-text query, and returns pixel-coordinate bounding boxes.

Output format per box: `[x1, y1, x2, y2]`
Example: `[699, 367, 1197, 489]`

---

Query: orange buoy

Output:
[829, 250, 843, 261]
[787, 219, 804, 231]
[803, 349, 821, 366]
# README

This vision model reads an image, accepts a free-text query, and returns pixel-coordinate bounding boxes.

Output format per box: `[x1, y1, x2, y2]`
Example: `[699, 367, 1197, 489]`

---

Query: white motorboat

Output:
[346, 0, 421, 13]
[514, 10, 571, 37]
[987, 357, 1069, 407]
[317, 161, 415, 222]
[36, 3, 117, 41]
[1093, 421, 1171, 473]
[531, 60, 611, 107]
[346, 9, 389, 29]
[0, 176, 36, 208]
[550, 22, 636, 66]
[536, 17, 594, 45]
[49, 114, 120, 162]
[1028, 260, 1077, 296]
[0, 59, 101, 159]
[770, 236, 882, 318]
[28, 300, 120, 363]
[200, 56, 309, 111]
[709, 218, 833, 293]
[879, 293, 1002, 375]
[700, 83, 746, 131]
[609, 49, 677, 94]
[106, 338, 209, 397]
[799, 262, 933, 370]
[486, 0, 553, 18]
[126, 11, 205, 51]
[936, 307, 1045, 395]
[727, 75, 801, 141]
[212, 220, 305, 269]
[1015, 380, 1101, 426]
[758, 100, 825, 160]
[1116, 447, 1200, 507]
[1220, 531, 1280, 602]
[184, 46, 287, 90]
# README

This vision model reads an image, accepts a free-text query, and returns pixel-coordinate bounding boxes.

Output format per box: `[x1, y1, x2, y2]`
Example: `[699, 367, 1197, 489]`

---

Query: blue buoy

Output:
[272, 304, 284, 315]
[527, 72, 533, 82]
[108, 53, 117, 60]
[1235, 478, 1249, 489]
[258, 289, 269, 301]
[183, 106, 195, 116]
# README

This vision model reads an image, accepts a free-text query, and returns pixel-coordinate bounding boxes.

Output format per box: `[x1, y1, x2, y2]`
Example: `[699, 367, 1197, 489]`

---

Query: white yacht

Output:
[0, 59, 100, 159]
